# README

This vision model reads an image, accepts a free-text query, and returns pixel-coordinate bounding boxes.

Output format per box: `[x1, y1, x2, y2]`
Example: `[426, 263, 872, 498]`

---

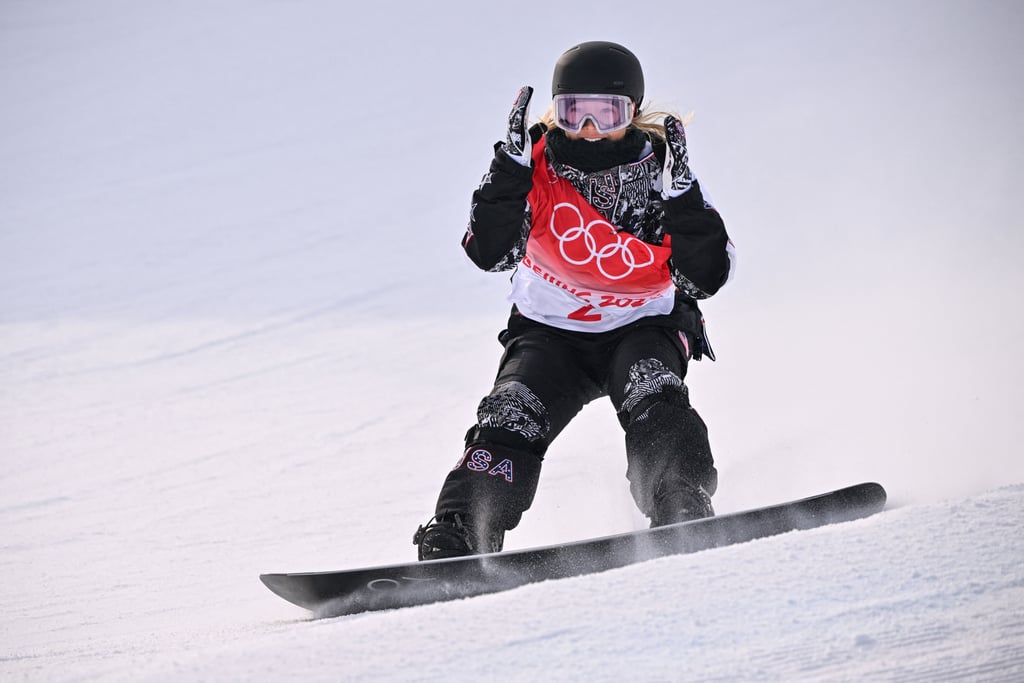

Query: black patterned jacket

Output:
[461, 125, 733, 359]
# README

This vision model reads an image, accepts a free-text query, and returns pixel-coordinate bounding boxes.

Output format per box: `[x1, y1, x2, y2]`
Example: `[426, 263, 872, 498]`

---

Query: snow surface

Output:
[2, 0, 1023, 680]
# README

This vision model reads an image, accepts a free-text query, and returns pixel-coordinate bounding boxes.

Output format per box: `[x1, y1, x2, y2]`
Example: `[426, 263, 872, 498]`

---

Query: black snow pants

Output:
[433, 312, 718, 535]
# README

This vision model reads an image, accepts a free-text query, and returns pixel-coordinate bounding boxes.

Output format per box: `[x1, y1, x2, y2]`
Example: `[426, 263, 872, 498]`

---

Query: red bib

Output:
[508, 139, 676, 331]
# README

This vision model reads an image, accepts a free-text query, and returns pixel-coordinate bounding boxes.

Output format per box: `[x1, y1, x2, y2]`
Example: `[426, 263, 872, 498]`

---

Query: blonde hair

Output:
[538, 102, 694, 142]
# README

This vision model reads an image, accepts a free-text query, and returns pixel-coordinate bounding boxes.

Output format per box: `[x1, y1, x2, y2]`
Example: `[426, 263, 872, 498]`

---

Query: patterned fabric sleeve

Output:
[661, 179, 732, 299]
[461, 145, 535, 272]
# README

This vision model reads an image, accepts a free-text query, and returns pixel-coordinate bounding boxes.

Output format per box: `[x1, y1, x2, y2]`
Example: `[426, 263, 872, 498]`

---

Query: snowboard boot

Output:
[621, 385, 718, 528]
[413, 512, 505, 561]
[649, 484, 715, 527]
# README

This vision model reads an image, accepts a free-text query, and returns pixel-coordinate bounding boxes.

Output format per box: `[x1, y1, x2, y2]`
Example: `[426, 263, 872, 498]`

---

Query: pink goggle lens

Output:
[553, 94, 634, 134]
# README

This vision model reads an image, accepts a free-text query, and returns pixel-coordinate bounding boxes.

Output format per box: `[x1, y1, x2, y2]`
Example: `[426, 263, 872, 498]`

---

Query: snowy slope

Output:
[135, 485, 1024, 682]
[2, 0, 1024, 680]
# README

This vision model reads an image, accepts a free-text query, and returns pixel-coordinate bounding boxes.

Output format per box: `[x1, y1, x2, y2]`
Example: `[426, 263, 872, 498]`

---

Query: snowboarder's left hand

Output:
[662, 115, 694, 199]
[502, 85, 533, 167]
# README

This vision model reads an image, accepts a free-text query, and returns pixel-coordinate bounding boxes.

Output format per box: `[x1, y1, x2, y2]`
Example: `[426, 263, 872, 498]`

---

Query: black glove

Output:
[662, 115, 694, 199]
[502, 86, 533, 166]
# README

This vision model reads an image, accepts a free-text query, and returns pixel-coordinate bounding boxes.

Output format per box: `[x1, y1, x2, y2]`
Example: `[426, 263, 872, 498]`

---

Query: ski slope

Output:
[2, 1, 1023, 680]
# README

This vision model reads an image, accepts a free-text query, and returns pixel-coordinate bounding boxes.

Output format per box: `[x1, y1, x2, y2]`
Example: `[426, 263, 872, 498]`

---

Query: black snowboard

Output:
[261, 482, 886, 617]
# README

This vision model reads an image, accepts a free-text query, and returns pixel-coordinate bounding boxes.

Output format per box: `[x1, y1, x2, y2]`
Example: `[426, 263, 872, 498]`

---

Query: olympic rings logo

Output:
[549, 202, 655, 280]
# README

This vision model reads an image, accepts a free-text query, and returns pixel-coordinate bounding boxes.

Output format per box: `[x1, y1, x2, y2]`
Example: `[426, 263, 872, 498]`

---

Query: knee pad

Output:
[475, 381, 550, 448]
[618, 358, 685, 426]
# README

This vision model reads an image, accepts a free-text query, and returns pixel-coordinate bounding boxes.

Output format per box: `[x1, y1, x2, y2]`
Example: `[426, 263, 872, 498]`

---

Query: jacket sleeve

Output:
[661, 178, 733, 298]
[461, 144, 535, 272]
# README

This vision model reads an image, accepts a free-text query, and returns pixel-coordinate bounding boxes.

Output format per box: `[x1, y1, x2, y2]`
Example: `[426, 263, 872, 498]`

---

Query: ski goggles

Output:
[553, 93, 635, 134]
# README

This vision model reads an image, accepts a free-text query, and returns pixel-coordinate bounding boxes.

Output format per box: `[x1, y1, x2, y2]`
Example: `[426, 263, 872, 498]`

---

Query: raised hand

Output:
[662, 115, 694, 199]
[503, 85, 533, 166]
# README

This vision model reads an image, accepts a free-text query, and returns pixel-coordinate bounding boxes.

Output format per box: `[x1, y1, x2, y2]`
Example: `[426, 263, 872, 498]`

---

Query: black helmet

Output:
[551, 41, 645, 108]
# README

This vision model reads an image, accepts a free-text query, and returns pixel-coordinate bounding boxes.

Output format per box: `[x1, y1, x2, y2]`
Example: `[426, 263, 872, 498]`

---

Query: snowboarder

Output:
[415, 41, 734, 560]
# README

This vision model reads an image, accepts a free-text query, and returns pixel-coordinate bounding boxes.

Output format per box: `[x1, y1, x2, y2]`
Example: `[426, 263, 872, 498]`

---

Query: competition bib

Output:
[509, 141, 675, 332]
